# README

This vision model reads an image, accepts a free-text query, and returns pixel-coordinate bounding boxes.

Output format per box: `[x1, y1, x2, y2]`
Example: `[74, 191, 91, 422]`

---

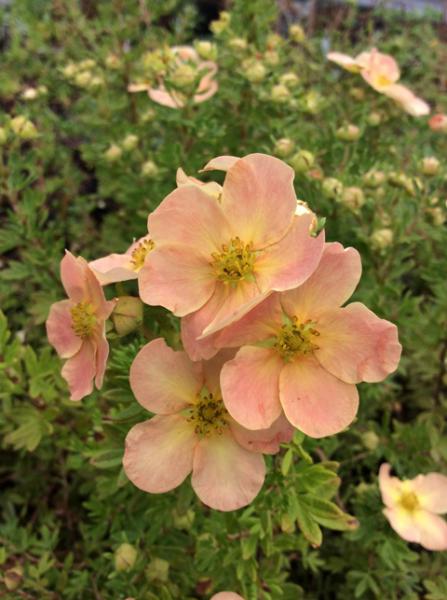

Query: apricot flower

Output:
[379, 463, 447, 551]
[327, 48, 429, 116]
[89, 235, 154, 286]
[46, 251, 116, 400]
[215, 242, 401, 436]
[128, 46, 217, 108]
[123, 338, 293, 511]
[139, 153, 325, 344]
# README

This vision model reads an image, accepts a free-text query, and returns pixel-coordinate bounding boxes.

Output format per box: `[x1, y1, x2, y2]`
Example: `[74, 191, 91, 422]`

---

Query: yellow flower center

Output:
[70, 302, 97, 338]
[373, 74, 392, 89]
[187, 389, 228, 437]
[211, 237, 255, 285]
[398, 491, 420, 513]
[130, 239, 155, 271]
[275, 317, 320, 362]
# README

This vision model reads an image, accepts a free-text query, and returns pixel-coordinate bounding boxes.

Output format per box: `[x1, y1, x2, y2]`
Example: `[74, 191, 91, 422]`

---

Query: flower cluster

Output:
[47, 153, 403, 513]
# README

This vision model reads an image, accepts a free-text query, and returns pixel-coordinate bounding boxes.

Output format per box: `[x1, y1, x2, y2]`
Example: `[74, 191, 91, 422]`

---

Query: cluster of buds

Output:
[103, 133, 140, 162]
[61, 59, 105, 89]
[1, 115, 39, 142]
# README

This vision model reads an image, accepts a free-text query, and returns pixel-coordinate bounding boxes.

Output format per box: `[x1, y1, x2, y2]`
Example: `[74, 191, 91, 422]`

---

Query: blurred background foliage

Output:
[0, 0, 446, 598]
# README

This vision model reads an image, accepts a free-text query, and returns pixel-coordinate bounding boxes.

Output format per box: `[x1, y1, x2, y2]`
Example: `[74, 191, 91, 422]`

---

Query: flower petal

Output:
[230, 413, 294, 455]
[201, 155, 240, 172]
[94, 330, 109, 389]
[89, 253, 136, 285]
[191, 430, 265, 511]
[255, 213, 325, 293]
[220, 347, 283, 430]
[221, 153, 297, 247]
[327, 51, 362, 72]
[280, 242, 361, 320]
[315, 302, 401, 384]
[60, 250, 87, 302]
[61, 340, 96, 401]
[279, 356, 359, 437]
[384, 507, 447, 550]
[130, 338, 202, 414]
[211, 593, 244, 600]
[46, 299, 82, 358]
[378, 463, 403, 508]
[123, 415, 196, 493]
[148, 87, 184, 108]
[411, 473, 447, 514]
[382, 83, 430, 117]
[383, 507, 421, 544]
[194, 79, 218, 104]
[138, 246, 216, 316]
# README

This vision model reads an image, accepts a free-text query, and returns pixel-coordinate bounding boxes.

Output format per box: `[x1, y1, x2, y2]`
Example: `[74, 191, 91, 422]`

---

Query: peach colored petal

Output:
[429, 114, 447, 132]
[361, 49, 400, 90]
[191, 429, 265, 511]
[279, 356, 359, 437]
[383, 507, 421, 544]
[221, 153, 297, 248]
[123, 415, 196, 493]
[46, 299, 82, 358]
[382, 83, 430, 116]
[138, 246, 215, 316]
[89, 253, 135, 285]
[414, 511, 447, 550]
[194, 79, 218, 104]
[201, 348, 237, 396]
[181, 312, 221, 361]
[230, 413, 294, 455]
[220, 347, 283, 430]
[201, 155, 240, 172]
[130, 338, 202, 414]
[255, 213, 325, 293]
[61, 340, 96, 401]
[60, 250, 86, 302]
[280, 242, 361, 321]
[411, 473, 447, 514]
[211, 594, 244, 600]
[327, 51, 362, 72]
[83, 261, 115, 320]
[378, 463, 403, 507]
[94, 331, 109, 389]
[148, 87, 184, 108]
[128, 82, 151, 93]
[315, 302, 402, 384]
[175, 167, 222, 198]
[148, 185, 231, 257]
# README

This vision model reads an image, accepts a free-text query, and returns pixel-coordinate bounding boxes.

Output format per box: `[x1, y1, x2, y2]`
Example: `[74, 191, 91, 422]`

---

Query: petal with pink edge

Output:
[221, 153, 297, 247]
[148, 87, 184, 108]
[230, 413, 294, 455]
[255, 213, 325, 293]
[130, 338, 202, 414]
[201, 155, 240, 172]
[181, 313, 221, 361]
[280, 357, 359, 437]
[194, 79, 218, 104]
[220, 347, 283, 430]
[138, 246, 216, 317]
[382, 84, 430, 117]
[378, 463, 403, 507]
[89, 253, 135, 285]
[60, 251, 87, 302]
[46, 299, 82, 358]
[191, 430, 265, 511]
[411, 473, 447, 514]
[123, 415, 196, 493]
[315, 302, 401, 384]
[61, 340, 96, 401]
[280, 242, 361, 321]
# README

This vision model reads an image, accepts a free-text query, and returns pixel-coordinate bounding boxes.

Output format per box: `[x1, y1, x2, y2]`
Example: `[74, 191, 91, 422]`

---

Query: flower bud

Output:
[89, 75, 105, 88]
[37, 85, 48, 96]
[10, 116, 38, 140]
[367, 111, 383, 126]
[228, 37, 248, 51]
[363, 169, 386, 188]
[289, 23, 306, 43]
[74, 70, 93, 87]
[79, 58, 96, 70]
[114, 543, 138, 571]
[112, 296, 143, 336]
[146, 557, 169, 583]
[121, 134, 139, 151]
[302, 90, 323, 114]
[274, 138, 295, 158]
[242, 60, 266, 83]
[289, 150, 315, 173]
[62, 62, 78, 78]
[170, 64, 197, 88]
[22, 87, 38, 100]
[267, 33, 283, 49]
[270, 84, 290, 104]
[429, 113, 447, 133]
[172, 508, 195, 530]
[0, 126, 8, 145]
[361, 431, 379, 451]
[370, 228, 393, 250]
[322, 177, 343, 199]
[141, 160, 159, 178]
[104, 144, 122, 162]
[141, 108, 156, 123]
[388, 172, 415, 195]
[420, 156, 440, 176]
[336, 123, 361, 141]
[349, 86, 365, 101]
[280, 513, 295, 533]
[194, 40, 217, 61]
[4, 566, 24, 591]
[264, 50, 279, 66]
[105, 53, 122, 69]
[210, 11, 230, 35]
[426, 206, 445, 226]
[280, 72, 300, 89]
[341, 186, 365, 212]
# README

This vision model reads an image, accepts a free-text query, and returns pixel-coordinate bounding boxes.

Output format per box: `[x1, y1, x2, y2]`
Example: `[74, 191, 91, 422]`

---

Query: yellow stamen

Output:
[211, 237, 255, 285]
[187, 389, 228, 437]
[373, 74, 392, 88]
[130, 239, 155, 271]
[275, 316, 320, 362]
[70, 302, 97, 338]
[398, 491, 419, 513]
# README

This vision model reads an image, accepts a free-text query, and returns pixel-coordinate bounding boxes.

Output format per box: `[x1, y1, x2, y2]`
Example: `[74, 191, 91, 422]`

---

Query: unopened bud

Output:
[361, 431, 379, 451]
[264, 50, 280, 66]
[289, 150, 315, 173]
[122, 134, 139, 151]
[302, 90, 323, 114]
[114, 543, 138, 571]
[210, 11, 230, 35]
[146, 557, 169, 583]
[74, 70, 93, 87]
[171, 64, 196, 88]
[336, 123, 361, 141]
[62, 62, 78, 78]
[242, 60, 266, 83]
[89, 75, 105, 88]
[79, 59, 96, 70]
[322, 177, 343, 199]
[289, 23, 306, 43]
[172, 508, 195, 530]
[370, 228, 393, 250]
[270, 84, 290, 104]
[388, 172, 415, 195]
[228, 37, 248, 51]
[280, 72, 300, 89]
[105, 53, 122, 69]
[267, 33, 283, 49]
[10, 116, 38, 140]
[426, 206, 445, 226]
[420, 156, 440, 176]
[274, 138, 295, 158]
[141, 108, 156, 123]
[22, 87, 38, 100]
[349, 87, 365, 101]
[341, 186, 365, 211]
[194, 40, 217, 61]
[4, 566, 24, 591]
[104, 143, 122, 162]
[112, 296, 143, 336]
[363, 169, 386, 188]
[367, 111, 382, 126]
[141, 160, 159, 178]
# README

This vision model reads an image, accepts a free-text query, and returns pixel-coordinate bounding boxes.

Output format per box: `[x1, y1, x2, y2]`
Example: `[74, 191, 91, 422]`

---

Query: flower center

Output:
[398, 491, 419, 513]
[187, 389, 228, 437]
[130, 239, 155, 271]
[373, 74, 392, 89]
[211, 237, 255, 285]
[70, 302, 97, 338]
[275, 317, 320, 362]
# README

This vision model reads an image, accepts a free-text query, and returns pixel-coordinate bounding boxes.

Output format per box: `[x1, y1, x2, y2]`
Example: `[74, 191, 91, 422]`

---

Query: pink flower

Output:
[46, 251, 116, 401]
[123, 338, 293, 511]
[327, 48, 429, 116]
[89, 235, 154, 286]
[176, 167, 222, 199]
[139, 153, 325, 347]
[429, 113, 447, 133]
[379, 463, 447, 551]
[128, 46, 217, 108]
[215, 242, 401, 436]
[211, 594, 245, 600]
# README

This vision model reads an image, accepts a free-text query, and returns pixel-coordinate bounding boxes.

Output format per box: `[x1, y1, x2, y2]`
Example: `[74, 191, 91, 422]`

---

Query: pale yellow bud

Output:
[289, 23, 306, 43]
[270, 84, 290, 104]
[361, 431, 379, 451]
[62, 62, 78, 78]
[280, 72, 300, 89]
[170, 64, 196, 88]
[122, 134, 139, 151]
[370, 228, 393, 250]
[10, 116, 38, 140]
[105, 53, 122, 69]
[289, 150, 315, 173]
[427, 206, 445, 226]
[341, 186, 365, 212]
[141, 160, 159, 178]
[266, 33, 283, 49]
[114, 543, 138, 571]
[172, 508, 195, 530]
[104, 144, 122, 162]
[210, 11, 230, 35]
[194, 40, 217, 61]
[22, 87, 38, 100]
[264, 50, 280, 66]
[74, 70, 93, 87]
[242, 60, 266, 83]
[146, 557, 169, 583]
[78, 58, 96, 70]
[228, 37, 248, 52]
[141, 108, 156, 123]
[349, 87, 365, 101]
[367, 111, 382, 126]
[420, 156, 440, 176]
[322, 177, 343, 199]
[336, 123, 361, 141]
[112, 297, 143, 335]
[363, 169, 386, 188]
[88, 75, 105, 88]
[302, 90, 323, 114]
[37, 85, 48, 95]
[274, 138, 295, 158]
